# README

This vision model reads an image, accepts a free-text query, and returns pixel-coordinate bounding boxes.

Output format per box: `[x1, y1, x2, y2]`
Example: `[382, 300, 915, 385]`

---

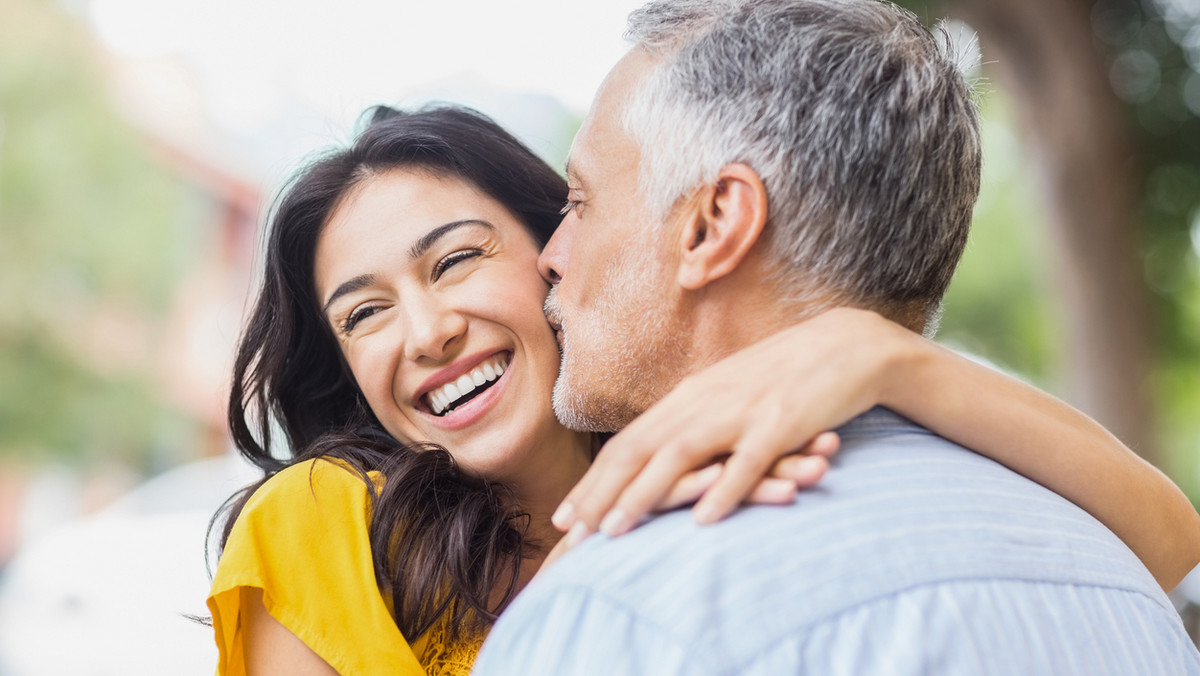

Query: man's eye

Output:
[341, 306, 381, 334]
[433, 249, 482, 281]
[560, 200, 581, 216]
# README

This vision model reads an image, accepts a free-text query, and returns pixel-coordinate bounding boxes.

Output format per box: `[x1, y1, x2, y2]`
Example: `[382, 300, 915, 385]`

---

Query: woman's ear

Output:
[676, 163, 769, 291]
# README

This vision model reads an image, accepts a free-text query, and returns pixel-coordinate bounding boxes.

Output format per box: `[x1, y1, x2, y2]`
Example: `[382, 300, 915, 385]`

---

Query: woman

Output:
[208, 105, 1199, 676]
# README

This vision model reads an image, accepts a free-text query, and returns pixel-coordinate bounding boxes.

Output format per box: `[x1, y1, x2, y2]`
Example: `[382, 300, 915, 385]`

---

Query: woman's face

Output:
[313, 168, 575, 481]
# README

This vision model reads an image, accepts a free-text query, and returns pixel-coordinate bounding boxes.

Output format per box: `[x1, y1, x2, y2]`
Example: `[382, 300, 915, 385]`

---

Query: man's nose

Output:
[401, 295, 467, 362]
[537, 217, 571, 285]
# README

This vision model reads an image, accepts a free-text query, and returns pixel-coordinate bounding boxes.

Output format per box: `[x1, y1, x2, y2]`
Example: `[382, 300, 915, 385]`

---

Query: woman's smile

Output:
[416, 350, 512, 428]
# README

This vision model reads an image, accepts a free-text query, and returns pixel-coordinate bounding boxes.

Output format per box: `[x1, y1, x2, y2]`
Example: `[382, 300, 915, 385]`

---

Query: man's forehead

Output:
[565, 122, 598, 182]
[567, 115, 638, 190]
[566, 49, 656, 182]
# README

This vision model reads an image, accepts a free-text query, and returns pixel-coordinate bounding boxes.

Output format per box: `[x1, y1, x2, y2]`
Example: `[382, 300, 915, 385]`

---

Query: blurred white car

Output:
[0, 454, 259, 676]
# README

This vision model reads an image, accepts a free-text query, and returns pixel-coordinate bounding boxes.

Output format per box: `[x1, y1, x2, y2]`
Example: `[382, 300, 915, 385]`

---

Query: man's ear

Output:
[676, 163, 768, 291]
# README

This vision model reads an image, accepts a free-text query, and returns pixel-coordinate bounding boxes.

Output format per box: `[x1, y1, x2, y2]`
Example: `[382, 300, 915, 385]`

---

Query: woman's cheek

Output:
[346, 341, 390, 398]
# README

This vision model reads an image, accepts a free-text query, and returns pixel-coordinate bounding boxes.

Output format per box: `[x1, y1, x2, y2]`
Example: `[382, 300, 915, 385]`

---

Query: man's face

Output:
[539, 50, 684, 432]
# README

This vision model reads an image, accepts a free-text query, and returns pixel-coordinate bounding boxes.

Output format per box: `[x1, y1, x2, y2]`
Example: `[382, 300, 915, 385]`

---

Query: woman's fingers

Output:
[553, 463, 724, 561]
[553, 404, 835, 536]
[805, 431, 842, 457]
[550, 433, 662, 532]
[690, 427, 794, 524]
[745, 477, 800, 505]
[552, 455, 828, 561]
[768, 433, 838, 485]
[769, 453, 831, 486]
[648, 451, 836, 514]
[657, 464, 724, 511]
[598, 425, 835, 535]
[595, 437, 727, 535]
[552, 394, 741, 533]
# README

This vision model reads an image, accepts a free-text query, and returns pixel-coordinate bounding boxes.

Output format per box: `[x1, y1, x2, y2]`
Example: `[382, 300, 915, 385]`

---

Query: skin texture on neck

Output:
[679, 269, 825, 375]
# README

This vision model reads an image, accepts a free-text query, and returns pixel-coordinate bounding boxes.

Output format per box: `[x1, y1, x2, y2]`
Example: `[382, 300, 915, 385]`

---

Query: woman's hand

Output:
[538, 434, 838, 573]
[656, 434, 840, 511]
[551, 307, 910, 540]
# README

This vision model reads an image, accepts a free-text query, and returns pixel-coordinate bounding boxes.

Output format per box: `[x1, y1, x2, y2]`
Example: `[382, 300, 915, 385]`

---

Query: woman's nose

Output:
[400, 295, 467, 362]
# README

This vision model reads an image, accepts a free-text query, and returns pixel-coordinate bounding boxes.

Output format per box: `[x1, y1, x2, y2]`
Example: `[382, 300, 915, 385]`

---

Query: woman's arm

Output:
[882, 318, 1200, 591]
[552, 307, 1200, 591]
[242, 587, 340, 676]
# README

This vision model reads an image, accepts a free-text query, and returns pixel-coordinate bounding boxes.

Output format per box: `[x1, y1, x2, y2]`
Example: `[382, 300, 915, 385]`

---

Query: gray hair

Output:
[622, 0, 981, 326]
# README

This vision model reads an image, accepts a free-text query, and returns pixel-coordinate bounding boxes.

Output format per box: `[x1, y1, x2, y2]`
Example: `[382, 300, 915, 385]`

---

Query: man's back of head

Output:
[622, 0, 981, 331]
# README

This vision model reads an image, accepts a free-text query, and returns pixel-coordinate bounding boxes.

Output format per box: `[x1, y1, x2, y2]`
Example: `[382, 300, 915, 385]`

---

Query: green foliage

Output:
[939, 97, 1059, 386]
[0, 332, 169, 466]
[0, 0, 198, 467]
[901, 0, 1200, 498]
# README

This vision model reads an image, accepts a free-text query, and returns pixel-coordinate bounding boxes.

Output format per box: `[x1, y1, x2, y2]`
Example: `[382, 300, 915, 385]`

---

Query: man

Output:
[472, 0, 1200, 673]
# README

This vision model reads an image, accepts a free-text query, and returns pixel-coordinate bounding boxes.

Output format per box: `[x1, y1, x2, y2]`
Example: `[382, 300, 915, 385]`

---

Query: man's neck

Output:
[680, 283, 832, 375]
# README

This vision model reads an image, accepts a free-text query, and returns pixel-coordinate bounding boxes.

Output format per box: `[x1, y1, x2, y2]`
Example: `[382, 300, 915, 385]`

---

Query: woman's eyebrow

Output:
[323, 274, 376, 315]
[323, 220, 495, 315]
[408, 219, 494, 260]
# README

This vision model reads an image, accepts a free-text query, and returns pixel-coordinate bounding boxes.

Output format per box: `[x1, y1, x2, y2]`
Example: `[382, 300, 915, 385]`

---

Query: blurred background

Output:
[0, 0, 1197, 672]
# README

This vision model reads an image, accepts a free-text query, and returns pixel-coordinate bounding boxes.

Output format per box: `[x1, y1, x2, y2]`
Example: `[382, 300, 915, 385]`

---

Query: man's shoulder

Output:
[540, 408, 1161, 604]
[488, 410, 1184, 670]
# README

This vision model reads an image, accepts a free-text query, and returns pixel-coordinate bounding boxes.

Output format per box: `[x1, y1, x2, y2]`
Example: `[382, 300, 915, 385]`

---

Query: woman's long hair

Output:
[215, 105, 569, 640]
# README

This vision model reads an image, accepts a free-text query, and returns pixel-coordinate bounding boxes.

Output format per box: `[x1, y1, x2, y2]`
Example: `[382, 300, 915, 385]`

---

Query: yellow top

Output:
[207, 458, 482, 676]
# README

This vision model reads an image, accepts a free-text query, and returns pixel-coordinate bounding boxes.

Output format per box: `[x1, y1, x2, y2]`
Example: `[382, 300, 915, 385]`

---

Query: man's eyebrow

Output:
[322, 274, 376, 315]
[409, 219, 494, 260]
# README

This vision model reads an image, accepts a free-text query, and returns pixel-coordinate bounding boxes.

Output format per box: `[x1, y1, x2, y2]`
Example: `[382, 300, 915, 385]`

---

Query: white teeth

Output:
[456, 374, 476, 398]
[425, 354, 511, 416]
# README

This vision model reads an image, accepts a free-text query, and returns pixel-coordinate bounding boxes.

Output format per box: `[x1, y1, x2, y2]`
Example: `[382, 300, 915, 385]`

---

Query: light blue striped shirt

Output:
[473, 409, 1200, 674]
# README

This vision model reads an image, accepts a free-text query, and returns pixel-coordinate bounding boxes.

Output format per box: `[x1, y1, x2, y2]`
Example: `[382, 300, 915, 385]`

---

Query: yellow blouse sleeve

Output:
[207, 458, 426, 676]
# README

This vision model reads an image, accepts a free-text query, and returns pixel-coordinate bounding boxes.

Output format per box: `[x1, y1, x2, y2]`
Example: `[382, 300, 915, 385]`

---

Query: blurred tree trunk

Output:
[949, 0, 1158, 464]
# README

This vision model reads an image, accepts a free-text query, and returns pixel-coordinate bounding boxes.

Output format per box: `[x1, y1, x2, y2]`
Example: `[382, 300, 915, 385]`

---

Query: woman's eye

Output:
[342, 306, 381, 334]
[560, 200, 581, 217]
[433, 249, 482, 281]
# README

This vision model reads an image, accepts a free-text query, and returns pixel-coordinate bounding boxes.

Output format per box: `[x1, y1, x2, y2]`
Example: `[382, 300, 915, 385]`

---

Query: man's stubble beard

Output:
[547, 238, 687, 433]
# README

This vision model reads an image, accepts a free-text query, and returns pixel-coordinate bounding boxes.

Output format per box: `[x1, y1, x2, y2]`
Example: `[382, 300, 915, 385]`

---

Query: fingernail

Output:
[599, 507, 629, 536]
[552, 501, 575, 530]
[565, 520, 590, 548]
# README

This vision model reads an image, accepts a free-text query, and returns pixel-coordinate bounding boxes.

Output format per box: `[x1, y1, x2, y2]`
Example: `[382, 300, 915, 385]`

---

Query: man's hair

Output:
[623, 0, 981, 327]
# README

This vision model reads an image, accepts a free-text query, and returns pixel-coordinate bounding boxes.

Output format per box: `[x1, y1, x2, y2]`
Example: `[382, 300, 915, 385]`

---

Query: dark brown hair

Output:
[215, 105, 569, 640]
